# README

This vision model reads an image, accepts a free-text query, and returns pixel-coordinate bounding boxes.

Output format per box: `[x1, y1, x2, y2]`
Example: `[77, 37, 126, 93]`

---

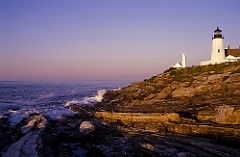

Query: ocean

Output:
[0, 80, 131, 126]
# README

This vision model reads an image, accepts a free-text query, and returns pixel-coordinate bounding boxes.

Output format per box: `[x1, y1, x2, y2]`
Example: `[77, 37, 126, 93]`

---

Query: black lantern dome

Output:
[213, 27, 223, 39]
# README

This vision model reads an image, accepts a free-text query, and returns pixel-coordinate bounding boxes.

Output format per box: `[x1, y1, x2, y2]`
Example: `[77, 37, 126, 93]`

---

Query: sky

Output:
[1, 0, 240, 81]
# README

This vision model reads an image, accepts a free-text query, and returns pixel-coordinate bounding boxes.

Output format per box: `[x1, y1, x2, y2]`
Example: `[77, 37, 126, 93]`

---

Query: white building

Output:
[201, 27, 239, 66]
[172, 53, 186, 68]
[172, 62, 182, 68]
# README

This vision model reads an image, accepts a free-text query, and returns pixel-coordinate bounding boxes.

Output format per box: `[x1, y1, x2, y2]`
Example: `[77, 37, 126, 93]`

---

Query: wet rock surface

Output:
[1, 111, 240, 157]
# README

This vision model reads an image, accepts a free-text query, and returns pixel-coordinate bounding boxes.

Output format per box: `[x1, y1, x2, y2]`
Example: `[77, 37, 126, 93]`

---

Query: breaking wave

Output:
[66, 89, 107, 106]
[0, 81, 129, 127]
[82, 89, 107, 105]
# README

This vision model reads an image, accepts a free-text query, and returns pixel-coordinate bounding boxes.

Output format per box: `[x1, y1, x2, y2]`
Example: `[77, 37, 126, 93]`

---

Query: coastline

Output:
[1, 62, 240, 156]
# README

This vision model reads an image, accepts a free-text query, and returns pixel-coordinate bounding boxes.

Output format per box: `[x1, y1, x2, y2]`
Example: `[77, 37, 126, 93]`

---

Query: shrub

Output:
[164, 67, 175, 73]
[231, 68, 240, 74]
[172, 73, 188, 81]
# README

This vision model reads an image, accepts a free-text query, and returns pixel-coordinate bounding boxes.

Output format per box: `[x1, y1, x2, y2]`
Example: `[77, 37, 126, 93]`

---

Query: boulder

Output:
[171, 87, 196, 98]
[197, 110, 214, 122]
[3, 131, 41, 157]
[214, 105, 240, 124]
[198, 105, 240, 124]
[79, 121, 95, 135]
[21, 114, 46, 134]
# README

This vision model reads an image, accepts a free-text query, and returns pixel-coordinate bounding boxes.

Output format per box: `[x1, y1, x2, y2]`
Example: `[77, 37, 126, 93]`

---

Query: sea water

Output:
[0, 80, 130, 126]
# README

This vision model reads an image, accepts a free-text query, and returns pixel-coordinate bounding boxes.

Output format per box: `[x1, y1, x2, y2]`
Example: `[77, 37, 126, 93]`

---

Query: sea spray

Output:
[74, 87, 122, 106]
[83, 89, 107, 104]
[68, 89, 107, 106]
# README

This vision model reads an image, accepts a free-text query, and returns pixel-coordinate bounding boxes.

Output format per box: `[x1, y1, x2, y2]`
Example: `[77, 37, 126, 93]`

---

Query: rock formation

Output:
[93, 61, 240, 156]
[2, 114, 47, 157]
[98, 62, 240, 113]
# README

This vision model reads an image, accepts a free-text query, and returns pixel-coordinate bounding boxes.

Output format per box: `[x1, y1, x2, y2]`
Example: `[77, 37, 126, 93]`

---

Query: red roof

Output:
[225, 47, 240, 57]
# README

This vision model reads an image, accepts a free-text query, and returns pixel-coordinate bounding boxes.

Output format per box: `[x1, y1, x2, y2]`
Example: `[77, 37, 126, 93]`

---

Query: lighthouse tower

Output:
[182, 53, 186, 68]
[210, 27, 226, 64]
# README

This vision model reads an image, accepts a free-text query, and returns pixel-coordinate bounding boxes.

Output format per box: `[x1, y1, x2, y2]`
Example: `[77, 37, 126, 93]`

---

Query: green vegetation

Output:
[165, 61, 240, 81]
[146, 75, 157, 83]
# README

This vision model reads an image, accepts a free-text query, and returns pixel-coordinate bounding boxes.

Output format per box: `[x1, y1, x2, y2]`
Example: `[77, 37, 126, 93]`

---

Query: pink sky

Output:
[1, 0, 240, 81]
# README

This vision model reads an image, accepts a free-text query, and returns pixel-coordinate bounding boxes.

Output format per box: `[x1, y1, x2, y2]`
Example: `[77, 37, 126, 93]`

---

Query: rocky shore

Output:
[1, 62, 240, 157]
[1, 111, 240, 157]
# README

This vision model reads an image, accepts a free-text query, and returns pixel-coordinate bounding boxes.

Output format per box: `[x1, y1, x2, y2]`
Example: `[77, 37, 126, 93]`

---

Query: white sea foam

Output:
[7, 105, 75, 126]
[6, 89, 108, 126]
[8, 109, 18, 113]
[82, 89, 106, 105]
[1, 81, 128, 127]
[66, 89, 107, 106]
[39, 93, 54, 99]
[112, 87, 121, 91]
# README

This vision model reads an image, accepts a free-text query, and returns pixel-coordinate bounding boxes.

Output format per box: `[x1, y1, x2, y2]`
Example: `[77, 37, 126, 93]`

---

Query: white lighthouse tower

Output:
[210, 27, 226, 64]
[182, 53, 186, 68]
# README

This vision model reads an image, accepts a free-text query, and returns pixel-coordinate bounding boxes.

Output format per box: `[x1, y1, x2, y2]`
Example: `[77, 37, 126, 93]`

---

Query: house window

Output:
[218, 49, 220, 53]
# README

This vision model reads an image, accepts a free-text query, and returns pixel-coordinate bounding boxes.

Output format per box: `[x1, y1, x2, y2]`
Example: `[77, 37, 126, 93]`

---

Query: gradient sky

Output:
[1, 0, 240, 81]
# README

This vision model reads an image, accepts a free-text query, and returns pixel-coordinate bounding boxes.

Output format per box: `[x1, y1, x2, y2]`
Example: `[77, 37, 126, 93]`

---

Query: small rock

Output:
[21, 114, 47, 134]
[21, 126, 33, 134]
[79, 121, 95, 135]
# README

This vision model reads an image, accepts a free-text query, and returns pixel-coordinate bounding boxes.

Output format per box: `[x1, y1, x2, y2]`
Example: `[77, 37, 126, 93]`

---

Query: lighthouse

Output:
[200, 27, 238, 66]
[210, 27, 226, 64]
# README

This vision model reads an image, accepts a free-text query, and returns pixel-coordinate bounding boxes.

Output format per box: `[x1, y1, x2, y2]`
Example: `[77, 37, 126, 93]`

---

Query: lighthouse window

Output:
[218, 49, 220, 53]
